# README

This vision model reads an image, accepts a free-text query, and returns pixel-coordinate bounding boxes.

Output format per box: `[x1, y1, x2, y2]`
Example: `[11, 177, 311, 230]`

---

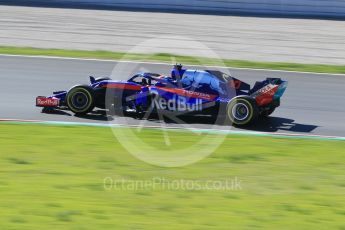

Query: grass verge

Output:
[1, 46, 345, 74]
[0, 123, 344, 229]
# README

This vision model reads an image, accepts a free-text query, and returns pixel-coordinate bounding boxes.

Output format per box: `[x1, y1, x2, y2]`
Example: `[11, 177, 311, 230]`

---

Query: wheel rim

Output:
[71, 92, 89, 109]
[231, 102, 249, 121]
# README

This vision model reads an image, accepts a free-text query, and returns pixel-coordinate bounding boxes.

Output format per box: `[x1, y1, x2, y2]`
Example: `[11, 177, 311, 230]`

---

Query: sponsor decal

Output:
[156, 87, 216, 101]
[152, 95, 202, 112]
[253, 84, 279, 106]
[184, 90, 214, 100]
[257, 84, 276, 96]
[36, 97, 59, 107]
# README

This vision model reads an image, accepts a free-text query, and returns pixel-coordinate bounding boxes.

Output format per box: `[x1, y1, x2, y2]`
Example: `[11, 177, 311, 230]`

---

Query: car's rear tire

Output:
[226, 96, 258, 126]
[66, 85, 95, 115]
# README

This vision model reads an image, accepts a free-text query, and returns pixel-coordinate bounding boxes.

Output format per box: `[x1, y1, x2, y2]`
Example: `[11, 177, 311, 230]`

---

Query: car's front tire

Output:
[66, 85, 95, 115]
[226, 96, 258, 126]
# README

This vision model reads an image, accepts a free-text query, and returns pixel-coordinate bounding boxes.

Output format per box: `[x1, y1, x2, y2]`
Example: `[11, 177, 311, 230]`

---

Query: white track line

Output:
[1, 53, 344, 76]
[1, 118, 345, 141]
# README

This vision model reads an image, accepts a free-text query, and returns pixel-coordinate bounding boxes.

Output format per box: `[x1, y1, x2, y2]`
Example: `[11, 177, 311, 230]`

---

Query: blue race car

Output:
[36, 64, 288, 126]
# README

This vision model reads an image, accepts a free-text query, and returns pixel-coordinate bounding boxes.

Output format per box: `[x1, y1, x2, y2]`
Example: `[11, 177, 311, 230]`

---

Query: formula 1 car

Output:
[36, 64, 288, 126]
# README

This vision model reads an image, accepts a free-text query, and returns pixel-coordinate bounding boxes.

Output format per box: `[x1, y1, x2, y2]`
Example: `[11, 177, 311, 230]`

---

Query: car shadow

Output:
[41, 108, 113, 121]
[160, 115, 318, 133]
[42, 108, 317, 133]
[107, 111, 318, 134]
[41, 108, 72, 116]
[242, 116, 318, 133]
[75, 110, 114, 121]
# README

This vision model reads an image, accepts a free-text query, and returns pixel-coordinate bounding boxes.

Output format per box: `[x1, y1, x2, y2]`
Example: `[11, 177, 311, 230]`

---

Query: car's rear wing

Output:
[250, 78, 288, 106]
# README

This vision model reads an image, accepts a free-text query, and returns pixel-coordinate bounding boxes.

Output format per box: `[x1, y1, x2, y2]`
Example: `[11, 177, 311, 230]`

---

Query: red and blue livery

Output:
[36, 64, 288, 126]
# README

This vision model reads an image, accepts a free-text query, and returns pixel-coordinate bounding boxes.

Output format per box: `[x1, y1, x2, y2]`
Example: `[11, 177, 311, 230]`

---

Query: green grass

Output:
[0, 123, 344, 229]
[1, 46, 345, 74]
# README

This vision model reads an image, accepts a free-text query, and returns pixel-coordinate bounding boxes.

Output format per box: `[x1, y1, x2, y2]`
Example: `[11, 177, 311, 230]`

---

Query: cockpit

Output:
[128, 73, 160, 86]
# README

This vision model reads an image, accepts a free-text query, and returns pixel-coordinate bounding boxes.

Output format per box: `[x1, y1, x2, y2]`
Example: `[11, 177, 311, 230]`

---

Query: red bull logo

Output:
[152, 95, 202, 112]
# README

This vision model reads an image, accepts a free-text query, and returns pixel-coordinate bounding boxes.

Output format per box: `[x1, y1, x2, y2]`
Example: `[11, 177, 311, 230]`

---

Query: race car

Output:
[36, 64, 288, 126]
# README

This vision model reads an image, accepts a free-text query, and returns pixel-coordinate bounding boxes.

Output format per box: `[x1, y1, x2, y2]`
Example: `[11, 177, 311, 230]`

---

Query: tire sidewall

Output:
[67, 86, 95, 114]
[227, 97, 257, 126]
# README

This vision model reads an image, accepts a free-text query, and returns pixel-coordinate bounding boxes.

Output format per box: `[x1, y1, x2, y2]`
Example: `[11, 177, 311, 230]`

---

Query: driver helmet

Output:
[171, 64, 185, 80]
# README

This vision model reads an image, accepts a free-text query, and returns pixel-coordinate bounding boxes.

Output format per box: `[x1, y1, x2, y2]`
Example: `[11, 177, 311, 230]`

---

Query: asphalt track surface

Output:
[1, 5, 345, 65]
[1, 55, 345, 137]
